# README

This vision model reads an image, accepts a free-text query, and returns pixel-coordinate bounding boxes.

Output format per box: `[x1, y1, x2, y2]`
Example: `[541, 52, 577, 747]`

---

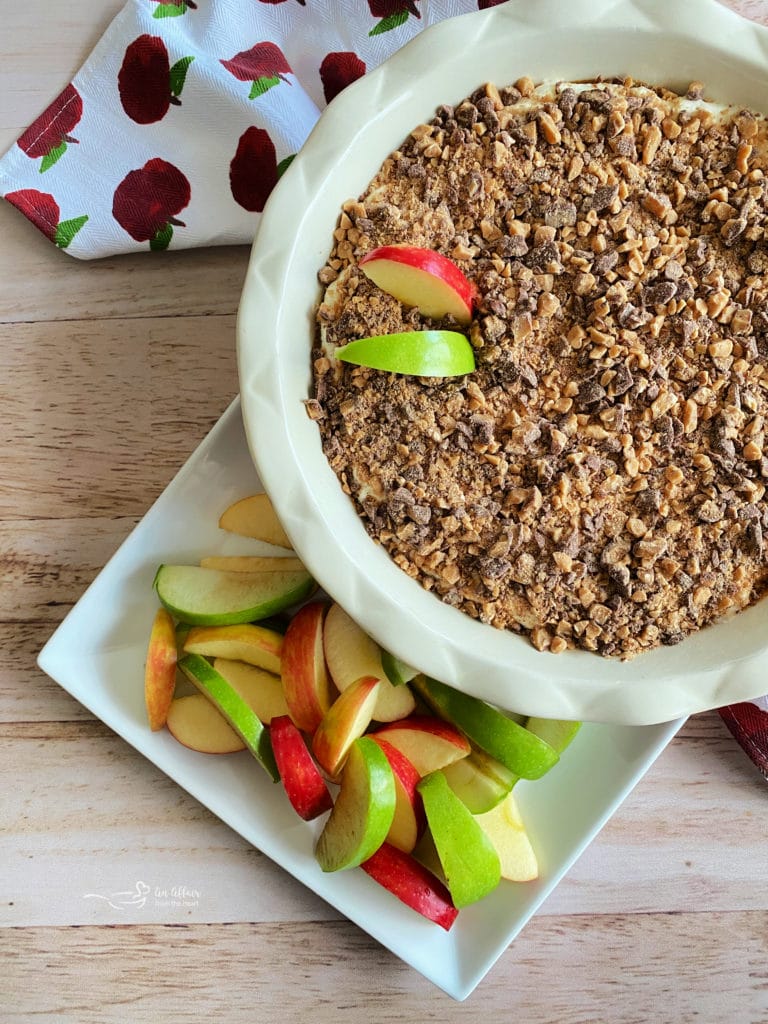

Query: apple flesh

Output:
[441, 745, 517, 814]
[153, 564, 314, 625]
[474, 791, 538, 882]
[200, 555, 305, 573]
[323, 603, 415, 722]
[144, 607, 178, 730]
[372, 715, 470, 776]
[412, 676, 559, 780]
[281, 601, 337, 733]
[270, 715, 333, 821]
[218, 493, 292, 549]
[335, 330, 475, 378]
[315, 737, 396, 872]
[311, 675, 380, 777]
[361, 842, 458, 931]
[359, 245, 474, 324]
[166, 694, 246, 754]
[212, 658, 289, 724]
[370, 737, 424, 853]
[178, 654, 278, 780]
[417, 770, 501, 908]
[183, 622, 283, 675]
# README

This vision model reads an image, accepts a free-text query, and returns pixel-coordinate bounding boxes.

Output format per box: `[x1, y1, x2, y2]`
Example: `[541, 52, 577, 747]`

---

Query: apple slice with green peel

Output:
[178, 654, 278, 780]
[315, 736, 396, 872]
[372, 715, 470, 776]
[335, 330, 475, 378]
[323, 603, 415, 722]
[281, 601, 337, 733]
[144, 608, 178, 731]
[219, 493, 292, 548]
[369, 737, 424, 854]
[270, 715, 333, 821]
[183, 622, 283, 675]
[380, 650, 418, 687]
[442, 745, 518, 814]
[200, 555, 305, 573]
[166, 694, 246, 754]
[361, 842, 458, 931]
[312, 675, 381, 777]
[154, 564, 314, 626]
[412, 676, 559, 780]
[525, 717, 582, 753]
[474, 790, 539, 882]
[212, 658, 289, 724]
[359, 245, 474, 324]
[417, 770, 501, 908]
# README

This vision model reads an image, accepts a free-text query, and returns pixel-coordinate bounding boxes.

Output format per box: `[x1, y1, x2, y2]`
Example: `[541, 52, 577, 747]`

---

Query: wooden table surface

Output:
[1, 1, 767, 1020]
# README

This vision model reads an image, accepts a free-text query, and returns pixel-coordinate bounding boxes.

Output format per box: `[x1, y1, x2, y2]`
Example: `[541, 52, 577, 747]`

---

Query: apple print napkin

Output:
[0, 0, 501, 258]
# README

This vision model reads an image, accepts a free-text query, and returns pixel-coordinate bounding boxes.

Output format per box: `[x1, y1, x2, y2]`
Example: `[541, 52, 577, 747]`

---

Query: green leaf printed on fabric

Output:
[150, 223, 174, 251]
[248, 75, 281, 100]
[153, 2, 187, 18]
[54, 214, 89, 249]
[40, 142, 68, 173]
[169, 56, 195, 98]
[276, 154, 296, 179]
[369, 12, 409, 36]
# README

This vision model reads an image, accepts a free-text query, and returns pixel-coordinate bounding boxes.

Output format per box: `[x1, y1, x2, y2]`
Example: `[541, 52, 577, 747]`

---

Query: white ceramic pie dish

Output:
[237, 0, 768, 725]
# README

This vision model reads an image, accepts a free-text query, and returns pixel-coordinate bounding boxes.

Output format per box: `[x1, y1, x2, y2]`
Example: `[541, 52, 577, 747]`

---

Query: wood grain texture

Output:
[2, 0, 768, 1017]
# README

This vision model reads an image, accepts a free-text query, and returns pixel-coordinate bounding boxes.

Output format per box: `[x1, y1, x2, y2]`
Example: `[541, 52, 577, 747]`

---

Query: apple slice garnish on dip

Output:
[335, 330, 475, 377]
[359, 245, 474, 324]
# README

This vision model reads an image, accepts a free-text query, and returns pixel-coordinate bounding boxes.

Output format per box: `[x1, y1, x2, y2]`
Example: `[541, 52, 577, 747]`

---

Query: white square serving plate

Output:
[37, 400, 683, 1000]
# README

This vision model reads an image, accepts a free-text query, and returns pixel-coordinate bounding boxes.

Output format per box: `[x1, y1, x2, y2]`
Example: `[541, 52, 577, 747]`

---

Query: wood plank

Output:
[0, 315, 237, 518]
[2, 913, 766, 1022]
[1, 713, 765, 928]
[0, 623, 95, 722]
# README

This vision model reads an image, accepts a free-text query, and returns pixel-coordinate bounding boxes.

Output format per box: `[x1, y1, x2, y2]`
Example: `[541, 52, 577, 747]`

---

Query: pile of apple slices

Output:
[145, 493, 580, 930]
[333, 245, 477, 377]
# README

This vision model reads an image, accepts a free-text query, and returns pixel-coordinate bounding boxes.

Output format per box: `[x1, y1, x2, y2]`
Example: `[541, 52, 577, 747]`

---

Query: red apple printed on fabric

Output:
[119, 36, 194, 124]
[112, 159, 191, 250]
[478, 0, 508, 7]
[230, 127, 295, 213]
[257, 0, 306, 5]
[221, 42, 292, 100]
[320, 52, 366, 104]
[150, 0, 197, 19]
[6, 189, 88, 249]
[368, 0, 421, 36]
[18, 84, 83, 173]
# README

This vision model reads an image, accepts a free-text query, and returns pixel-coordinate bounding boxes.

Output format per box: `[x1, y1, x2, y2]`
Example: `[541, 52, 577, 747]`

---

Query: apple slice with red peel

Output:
[368, 737, 424, 853]
[312, 675, 381, 777]
[166, 694, 246, 754]
[281, 601, 337, 733]
[323, 603, 415, 722]
[183, 622, 283, 675]
[474, 790, 539, 882]
[372, 715, 470, 776]
[219, 493, 292, 548]
[359, 245, 474, 324]
[361, 842, 458, 931]
[271, 715, 333, 821]
[315, 736, 396, 872]
[335, 330, 475, 378]
[212, 658, 289, 724]
[144, 607, 178, 730]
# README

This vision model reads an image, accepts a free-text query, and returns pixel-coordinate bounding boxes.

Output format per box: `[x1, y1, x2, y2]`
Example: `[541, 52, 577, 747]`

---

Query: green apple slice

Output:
[154, 564, 314, 625]
[334, 330, 475, 377]
[177, 654, 279, 781]
[380, 650, 418, 687]
[525, 717, 582, 753]
[417, 770, 500, 908]
[315, 736, 396, 872]
[412, 676, 559, 780]
[442, 745, 518, 814]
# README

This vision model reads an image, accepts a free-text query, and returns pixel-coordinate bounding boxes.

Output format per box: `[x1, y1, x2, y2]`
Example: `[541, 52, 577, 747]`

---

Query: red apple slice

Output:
[359, 245, 474, 324]
[270, 715, 333, 821]
[369, 737, 424, 854]
[144, 608, 178, 730]
[372, 715, 470, 776]
[311, 675, 381, 777]
[323, 603, 415, 723]
[281, 601, 337, 733]
[361, 842, 458, 931]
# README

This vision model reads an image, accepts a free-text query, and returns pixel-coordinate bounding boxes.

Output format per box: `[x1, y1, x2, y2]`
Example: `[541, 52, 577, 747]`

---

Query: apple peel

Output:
[359, 245, 474, 324]
[335, 330, 475, 378]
